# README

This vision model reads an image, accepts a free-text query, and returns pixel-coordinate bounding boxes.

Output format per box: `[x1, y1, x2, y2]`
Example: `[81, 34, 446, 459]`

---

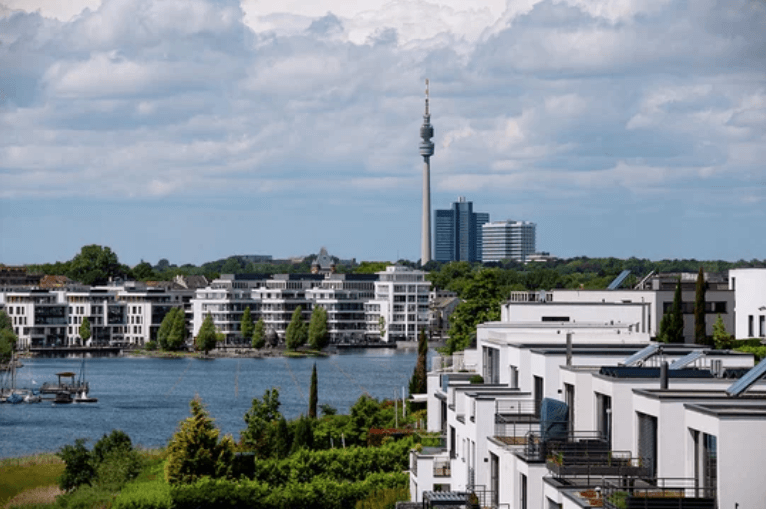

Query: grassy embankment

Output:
[0, 454, 63, 508]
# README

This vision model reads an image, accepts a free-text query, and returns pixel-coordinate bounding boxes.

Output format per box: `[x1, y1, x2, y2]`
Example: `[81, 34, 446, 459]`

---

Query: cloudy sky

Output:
[0, 0, 764, 266]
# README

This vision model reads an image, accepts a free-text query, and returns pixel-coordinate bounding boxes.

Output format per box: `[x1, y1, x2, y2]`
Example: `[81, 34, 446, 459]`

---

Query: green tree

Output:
[241, 388, 283, 456]
[694, 266, 708, 344]
[165, 397, 235, 484]
[409, 329, 428, 400]
[309, 363, 318, 419]
[240, 307, 254, 343]
[67, 245, 128, 285]
[252, 317, 266, 349]
[285, 306, 307, 350]
[308, 306, 329, 350]
[444, 268, 506, 353]
[131, 261, 156, 281]
[657, 309, 672, 343]
[0, 310, 12, 332]
[291, 415, 315, 453]
[274, 417, 292, 459]
[195, 314, 218, 355]
[57, 438, 95, 492]
[669, 279, 685, 343]
[157, 308, 177, 350]
[79, 316, 92, 345]
[712, 314, 734, 350]
[167, 308, 187, 350]
[0, 328, 17, 364]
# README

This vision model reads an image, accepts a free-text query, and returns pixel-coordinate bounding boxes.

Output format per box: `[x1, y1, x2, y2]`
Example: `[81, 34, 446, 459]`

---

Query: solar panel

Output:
[669, 350, 706, 370]
[621, 343, 660, 367]
[726, 357, 766, 397]
[607, 270, 631, 290]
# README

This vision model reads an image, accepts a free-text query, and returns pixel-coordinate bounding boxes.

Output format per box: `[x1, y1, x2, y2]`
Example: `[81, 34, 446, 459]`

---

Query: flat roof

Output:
[685, 403, 766, 418]
[634, 388, 766, 400]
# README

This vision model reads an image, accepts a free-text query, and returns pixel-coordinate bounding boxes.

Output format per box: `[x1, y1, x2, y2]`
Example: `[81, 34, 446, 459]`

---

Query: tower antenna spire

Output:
[419, 79, 435, 265]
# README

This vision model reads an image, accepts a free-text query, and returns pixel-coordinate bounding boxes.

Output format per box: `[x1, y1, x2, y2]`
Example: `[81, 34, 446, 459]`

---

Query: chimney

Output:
[566, 332, 573, 367]
[660, 361, 669, 390]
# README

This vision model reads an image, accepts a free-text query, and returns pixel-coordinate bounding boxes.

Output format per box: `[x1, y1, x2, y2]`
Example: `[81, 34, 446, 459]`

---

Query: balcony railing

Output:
[546, 449, 650, 480]
[521, 430, 605, 463]
[602, 479, 716, 509]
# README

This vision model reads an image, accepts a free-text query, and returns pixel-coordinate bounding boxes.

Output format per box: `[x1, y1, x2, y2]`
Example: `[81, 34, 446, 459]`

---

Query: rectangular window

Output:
[520, 473, 527, 509]
[637, 412, 658, 477]
[749, 315, 754, 337]
[596, 393, 612, 445]
[534, 376, 544, 415]
[760, 315, 765, 338]
[564, 383, 575, 433]
[541, 316, 570, 322]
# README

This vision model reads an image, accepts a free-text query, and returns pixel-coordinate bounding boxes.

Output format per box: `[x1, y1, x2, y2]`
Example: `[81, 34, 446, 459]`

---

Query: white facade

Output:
[306, 274, 375, 343]
[411, 313, 766, 509]
[729, 268, 766, 339]
[481, 220, 536, 263]
[366, 266, 431, 342]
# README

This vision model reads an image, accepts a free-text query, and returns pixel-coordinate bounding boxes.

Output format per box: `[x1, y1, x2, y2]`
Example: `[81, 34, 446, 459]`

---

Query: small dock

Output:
[29, 346, 123, 356]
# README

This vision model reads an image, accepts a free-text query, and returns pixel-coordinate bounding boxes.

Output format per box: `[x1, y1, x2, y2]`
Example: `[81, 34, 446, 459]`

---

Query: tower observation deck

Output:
[420, 80, 434, 264]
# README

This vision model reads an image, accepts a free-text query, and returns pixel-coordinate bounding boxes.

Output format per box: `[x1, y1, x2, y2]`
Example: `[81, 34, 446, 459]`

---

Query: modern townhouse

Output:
[1, 289, 69, 348]
[410, 290, 766, 509]
[729, 268, 766, 339]
[252, 274, 324, 342]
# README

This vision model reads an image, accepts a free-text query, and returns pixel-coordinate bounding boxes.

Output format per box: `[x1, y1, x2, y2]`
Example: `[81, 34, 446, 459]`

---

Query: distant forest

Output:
[22, 244, 766, 289]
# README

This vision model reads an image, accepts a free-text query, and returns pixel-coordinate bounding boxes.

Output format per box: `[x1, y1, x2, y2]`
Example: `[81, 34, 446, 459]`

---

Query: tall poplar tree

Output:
[694, 266, 708, 344]
[240, 307, 254, 344]
[308, 306, 329, 350]
[79, 317, 91, 345]
[309, 363, 318, 419]
[669, 279, 685, 343]
[157, 308, 176, 350]
[252, 317, 266, 349]
[196, 314, 217, 355]
[167, 308, 187, 350]
[409, 329, 428, 404]
[285, 306, 307, 350]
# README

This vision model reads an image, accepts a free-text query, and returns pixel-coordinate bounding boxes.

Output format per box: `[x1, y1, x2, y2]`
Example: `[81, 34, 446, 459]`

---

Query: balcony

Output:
[494, 400, 540, 447]
[602, 479, 716, 509]
[546, 446, 649, 479]
[519, 431, 605, 463]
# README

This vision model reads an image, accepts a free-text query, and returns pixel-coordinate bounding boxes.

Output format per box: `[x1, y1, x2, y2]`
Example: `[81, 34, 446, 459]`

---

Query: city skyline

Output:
[1, 0, 765, 266]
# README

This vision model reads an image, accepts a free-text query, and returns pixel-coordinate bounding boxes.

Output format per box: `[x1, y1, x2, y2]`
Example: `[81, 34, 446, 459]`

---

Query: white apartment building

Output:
[482, 220, 536, 263]
[305, 273, 376, 343]
[410, 303, 766, 509]
[365, 266, 431, 342]
[2, 289, 69, 349]
[252, 274, 323, 342]
[729, 268, 766, 339]
[191, 274, 268, 344]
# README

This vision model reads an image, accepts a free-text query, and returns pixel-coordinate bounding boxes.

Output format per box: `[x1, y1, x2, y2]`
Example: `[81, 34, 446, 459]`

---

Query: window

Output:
[520, 473, 527, 509]
[564, 383, 575, 433]
[760, 315, 765, 338]
[596, 393, 612, 445]
[637, 412, 658, 477]
[534, 376, 544, 415]
[542, 316, 570, 322]
[749, 315, 754, 337]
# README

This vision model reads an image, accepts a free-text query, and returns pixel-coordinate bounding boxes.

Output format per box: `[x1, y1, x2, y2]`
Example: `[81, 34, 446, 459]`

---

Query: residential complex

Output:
[408, 268, 766, 509]
[435, 197, 490, 263]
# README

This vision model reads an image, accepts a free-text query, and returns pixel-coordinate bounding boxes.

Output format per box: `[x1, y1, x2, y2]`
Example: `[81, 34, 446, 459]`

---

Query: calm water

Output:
[0, 348, 429, 458]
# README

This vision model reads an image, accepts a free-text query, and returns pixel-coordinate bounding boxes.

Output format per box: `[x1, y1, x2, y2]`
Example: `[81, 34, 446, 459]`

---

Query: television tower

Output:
[419, 79, 434, 264]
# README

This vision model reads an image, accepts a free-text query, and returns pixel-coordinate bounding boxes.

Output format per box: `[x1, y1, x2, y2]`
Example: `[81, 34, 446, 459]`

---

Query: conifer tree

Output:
[79, 316, 91, 345]
[694, 266, 708, 344]
[712, 314, 734, 350]
[409, 329, 428, 403]
[157, 308, 176, 350]
[195, 313, 218, 355]
[309, 363, 318, 419]
[274, 417, 292, 459]
[167, 307, 187, 350]
[252, 317, 266, 349]
[669, 279, 685, 343]
[285, 306, 307, 350]
[240, 306, 254, 344]
[165, 396, 234, 484]
[308, 306, 329, 350]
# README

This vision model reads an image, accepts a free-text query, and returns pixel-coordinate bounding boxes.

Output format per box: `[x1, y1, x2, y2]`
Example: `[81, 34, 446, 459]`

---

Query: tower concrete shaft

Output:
[419, 79, 435, 264]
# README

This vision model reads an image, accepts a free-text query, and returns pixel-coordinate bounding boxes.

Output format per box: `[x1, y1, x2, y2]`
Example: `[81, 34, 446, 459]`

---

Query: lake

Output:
[0, 348, 429, 458]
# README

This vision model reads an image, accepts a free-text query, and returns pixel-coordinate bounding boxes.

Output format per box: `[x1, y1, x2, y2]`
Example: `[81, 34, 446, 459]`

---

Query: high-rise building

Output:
[434, 197, 490, 262]
[481, 220, 536, 263]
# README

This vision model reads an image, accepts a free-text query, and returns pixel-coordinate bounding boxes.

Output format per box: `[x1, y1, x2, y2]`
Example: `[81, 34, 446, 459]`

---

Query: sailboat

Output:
[1, 352, 39, 404]
[73, 354, 97, 404]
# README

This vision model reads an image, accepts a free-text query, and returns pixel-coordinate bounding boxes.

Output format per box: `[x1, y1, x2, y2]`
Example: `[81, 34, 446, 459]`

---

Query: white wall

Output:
[730, 268, 766, 339]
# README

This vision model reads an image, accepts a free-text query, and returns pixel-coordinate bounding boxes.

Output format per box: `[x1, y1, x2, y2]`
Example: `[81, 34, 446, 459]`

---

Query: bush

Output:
[145, 341, 158, 351]
[355, 485, 410, 509]
[469, 375, 484, 384]
[113, 478, 172, 509]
